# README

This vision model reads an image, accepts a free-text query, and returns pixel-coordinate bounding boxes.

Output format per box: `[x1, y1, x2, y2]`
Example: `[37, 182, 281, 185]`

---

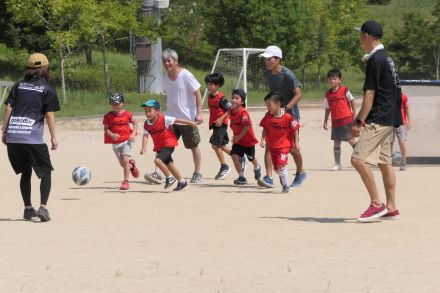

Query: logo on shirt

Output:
[7, 116, 35, 134]
[387, 57, 401, 89]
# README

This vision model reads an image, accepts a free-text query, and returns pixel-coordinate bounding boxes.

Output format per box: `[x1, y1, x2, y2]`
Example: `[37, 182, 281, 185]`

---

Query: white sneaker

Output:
[330, 163, 342, 171]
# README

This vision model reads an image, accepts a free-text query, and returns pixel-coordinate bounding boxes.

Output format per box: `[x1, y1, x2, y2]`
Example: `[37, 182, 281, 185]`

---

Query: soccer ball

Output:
[72, 166, 91, 185]
[392, 152, 402, 166]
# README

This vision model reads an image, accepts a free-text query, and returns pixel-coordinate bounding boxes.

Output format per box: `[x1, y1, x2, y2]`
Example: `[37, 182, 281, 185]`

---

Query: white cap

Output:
[259, 45, 282, 59]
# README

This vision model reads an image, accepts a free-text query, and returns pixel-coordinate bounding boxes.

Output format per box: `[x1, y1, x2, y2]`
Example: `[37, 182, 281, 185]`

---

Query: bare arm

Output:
[323, 108, 330, 130]
[286, 87, 302, 110]
[350, 99, 357, 120]
[405, 107, 412, 130]
[45, 112, 58, 150]
[140, 134, 148, 155]
[194, 89, 203, 124]
[129, 119, 138, 142]
[260, 129, 267, 148]
[215, 112, 229, 127]
[232, 124, 249, 143]
[104, 125, 120, 141]
[350, 90, 375, 137]
[2, 104, 12, 145]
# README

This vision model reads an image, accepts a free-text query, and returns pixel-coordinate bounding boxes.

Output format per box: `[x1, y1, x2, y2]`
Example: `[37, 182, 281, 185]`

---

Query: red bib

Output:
[325, 86, 353, 122]
[143, 115, 178, 152]
[103, 110, 133, 144]
[208, 92, 228, 126]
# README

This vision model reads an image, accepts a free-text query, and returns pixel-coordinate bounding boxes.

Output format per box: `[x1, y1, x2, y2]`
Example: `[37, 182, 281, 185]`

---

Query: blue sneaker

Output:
[257, 175, 275, 188]
[291, 171, 307, 187]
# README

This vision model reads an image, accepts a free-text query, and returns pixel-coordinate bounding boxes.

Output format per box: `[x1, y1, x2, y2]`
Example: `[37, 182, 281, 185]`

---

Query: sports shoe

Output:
[173, 180, 188, 191]
[254, 166, 261, 180]
[382, 209, 400, 220]
[144, 172, 162, 184]
[257, 175, 275, 188]
[239, 156, 247, 173]
[399, 161, 407, 171]
[190, 172, 203, 183]
[164, 176, 177, 189]
[282, 185, 291, 193]
[215, 165, 231, 180]
[291, 171, 307, 187]
[36, 206, 51, 222]
[120, 180, 129, 190]
[234, 175, 247, 185]
[129, 159, 140, 178]
[357, 203, 388, 223]
[23, 208, 37, 220]
[330, 163, 342, 171]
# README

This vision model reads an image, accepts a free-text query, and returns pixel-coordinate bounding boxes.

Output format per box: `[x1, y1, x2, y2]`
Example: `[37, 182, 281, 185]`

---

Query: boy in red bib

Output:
[260, 92, 300, 193]
[390, 92, 411, 171]
[140, 99, 197, 191]
[322, 69, 357, 171]
[103, 93, 139, 190]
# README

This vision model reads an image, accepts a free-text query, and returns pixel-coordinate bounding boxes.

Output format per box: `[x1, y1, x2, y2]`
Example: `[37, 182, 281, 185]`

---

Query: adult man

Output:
[2, 53, 60, 222]
[258, 45, 306, 188]
[351, 20, 403, 222]
[156, 48, 204, 183]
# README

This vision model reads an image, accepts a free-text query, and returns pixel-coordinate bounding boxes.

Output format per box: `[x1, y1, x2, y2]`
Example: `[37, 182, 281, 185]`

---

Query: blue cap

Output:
[141, 99, 160, 109]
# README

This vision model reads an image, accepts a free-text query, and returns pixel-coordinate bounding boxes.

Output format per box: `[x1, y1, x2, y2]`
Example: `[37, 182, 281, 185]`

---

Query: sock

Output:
[239, 172, 244, 177]
[221, 163, 228, 168]
[276, 168, 289, 186]
[334, 147, 341, 165]
[180, 179, 186, 183]
[167, 175, 173, 179]
[254, 164, 261, 171]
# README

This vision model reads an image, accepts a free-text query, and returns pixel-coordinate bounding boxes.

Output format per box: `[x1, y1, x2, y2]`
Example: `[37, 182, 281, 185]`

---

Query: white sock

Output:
[254, 164, 261, 171]
[276, 168, 289, 186]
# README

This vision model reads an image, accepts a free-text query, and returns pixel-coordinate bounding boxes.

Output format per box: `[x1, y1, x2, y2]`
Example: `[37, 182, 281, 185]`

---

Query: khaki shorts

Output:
[352, 124, 394, 165]
[172, 124, 201, 149]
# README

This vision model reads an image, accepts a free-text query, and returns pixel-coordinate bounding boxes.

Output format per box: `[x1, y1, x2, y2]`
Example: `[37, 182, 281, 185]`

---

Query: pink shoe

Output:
[357, 203, 388, 222]
[129, 159, 139, 178]
[382, 209, 400, 220]
[120, 180, 129, 190]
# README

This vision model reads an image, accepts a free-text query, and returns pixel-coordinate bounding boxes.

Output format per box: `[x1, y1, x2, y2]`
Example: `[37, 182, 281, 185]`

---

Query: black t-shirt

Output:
[363, 49, 403, 126]
[5, 78, 60, 144]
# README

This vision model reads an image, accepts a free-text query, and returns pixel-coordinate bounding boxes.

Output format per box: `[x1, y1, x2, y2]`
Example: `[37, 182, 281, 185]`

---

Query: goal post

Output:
[202, 48, 267, 107]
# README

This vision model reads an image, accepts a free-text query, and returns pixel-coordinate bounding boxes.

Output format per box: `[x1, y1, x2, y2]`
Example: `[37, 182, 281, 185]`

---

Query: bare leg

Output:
[120, 155, 130, 181]
[232, 154, 241, 175]
[333, 140, 342, 165]
[290, 148, 303, 173]
[167, 161, 183, 182]
[378, 163, 397, 212]
[264, 145, 273, 177]
[220, 145, 231, 155]
[212, 145, 226, 165]
[191, 146, 202, 173]
[351, 157, 382, 204]
[154, 158, 171, 177]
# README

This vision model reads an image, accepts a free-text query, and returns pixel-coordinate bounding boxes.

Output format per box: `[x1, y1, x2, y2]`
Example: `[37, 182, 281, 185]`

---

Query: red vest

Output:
[103, 110, 133, 144]
[229, 107, 258, 147]
[208, 92, 228, 126]
[325, 86, 353, 121]
[143, 115, 178, 152]
[400, 92, 408, 125]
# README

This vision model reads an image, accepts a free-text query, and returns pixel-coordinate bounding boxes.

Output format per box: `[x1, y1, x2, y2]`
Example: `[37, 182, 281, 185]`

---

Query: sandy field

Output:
[1, 103, 440, 293]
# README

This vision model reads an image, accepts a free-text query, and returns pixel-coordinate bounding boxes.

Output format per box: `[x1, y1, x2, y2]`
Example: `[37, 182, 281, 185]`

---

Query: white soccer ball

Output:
[392, 152, 402, 166]
[72, 166, 91, 185]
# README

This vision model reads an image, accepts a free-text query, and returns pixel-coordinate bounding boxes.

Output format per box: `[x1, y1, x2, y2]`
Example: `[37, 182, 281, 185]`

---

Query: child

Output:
[103, 92, 139, 190]
[322, 69, 357, 171]
[140, 99, 197, 191]
[260, 92, 300, 193]
[205, 73, 233, 179]
[390, 92, 411, 171]
[227, 89, 261, 185]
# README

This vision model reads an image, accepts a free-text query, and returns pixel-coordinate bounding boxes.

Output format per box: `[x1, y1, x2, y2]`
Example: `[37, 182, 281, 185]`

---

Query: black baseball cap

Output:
[109, 92, 124, 104]
[355, 20, 383, 38]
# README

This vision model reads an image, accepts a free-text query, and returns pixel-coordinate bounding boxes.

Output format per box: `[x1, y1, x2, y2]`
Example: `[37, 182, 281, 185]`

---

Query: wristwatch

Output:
[355, 119, 365, 126]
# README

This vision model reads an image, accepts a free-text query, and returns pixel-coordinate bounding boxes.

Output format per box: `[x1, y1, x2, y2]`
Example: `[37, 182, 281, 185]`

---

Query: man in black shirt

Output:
[351, 20, 403, 223]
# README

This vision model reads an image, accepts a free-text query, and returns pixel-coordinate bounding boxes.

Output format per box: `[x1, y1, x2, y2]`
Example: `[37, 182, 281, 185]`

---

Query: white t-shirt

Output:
[322, 90, 354, 109]
[143, 115, 176, 136]
[163, 69, 201, 122]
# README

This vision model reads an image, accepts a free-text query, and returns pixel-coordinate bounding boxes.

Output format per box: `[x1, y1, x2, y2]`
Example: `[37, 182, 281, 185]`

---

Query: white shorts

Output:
[112, 141, 132, 160]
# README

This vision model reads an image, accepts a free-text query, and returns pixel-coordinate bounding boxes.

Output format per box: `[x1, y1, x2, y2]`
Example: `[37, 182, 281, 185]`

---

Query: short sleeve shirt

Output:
[143, 115, 176, 135]
[5, 79, 60, 144]
[363, 49, 403, 126]
[163, 69, 201, 122]
[263, 67, 302, 119]
[259, 112, 300, 151]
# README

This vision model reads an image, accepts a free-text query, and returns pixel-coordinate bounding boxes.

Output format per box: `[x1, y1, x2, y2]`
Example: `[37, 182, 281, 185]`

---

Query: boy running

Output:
[205, 73, 233, 179]
[103, 93, 139, 190]
[260, 92, 300, 193]
[140, 99, 197, 191]
[323, 69, 357, 170]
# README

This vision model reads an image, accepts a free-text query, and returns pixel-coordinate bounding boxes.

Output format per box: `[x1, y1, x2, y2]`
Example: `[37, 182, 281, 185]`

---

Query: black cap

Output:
[109, 92, 124, 104]
[355, 20, 383, 38]
[232, 88, 247, 108]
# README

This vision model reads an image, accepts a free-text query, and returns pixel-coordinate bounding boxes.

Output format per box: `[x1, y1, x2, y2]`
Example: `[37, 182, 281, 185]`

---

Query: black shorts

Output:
[172, 124, 201, 149]
[209, 124, 229, 147]
[156, 147, 174, 165]
[7, 143, 53, 178]
[230, 144, 256, 161]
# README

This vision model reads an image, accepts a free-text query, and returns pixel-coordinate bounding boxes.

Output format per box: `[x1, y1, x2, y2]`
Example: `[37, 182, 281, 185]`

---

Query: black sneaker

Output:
[23, 208, 37, 220]
[164, 176, 177, 189]
[254, 165, 261, 180]
[233, 176, 247, 185]
[36, 206, 51, 222]
[215, 165, 231, 180]
[173, 180, 188, 191]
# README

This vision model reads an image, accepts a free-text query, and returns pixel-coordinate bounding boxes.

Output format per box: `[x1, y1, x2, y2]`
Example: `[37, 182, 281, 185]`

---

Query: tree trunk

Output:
[59, 49, 67, 104]
[301, 64, 307, 90]
[85, 44, 93, 65]
[436, 45, 440, 80]
[317, 61, 322, 88]
[100, 34, 111, 96]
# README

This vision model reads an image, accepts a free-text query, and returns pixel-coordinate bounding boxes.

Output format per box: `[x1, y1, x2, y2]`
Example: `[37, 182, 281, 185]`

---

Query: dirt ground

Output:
[1, 104, 439, 293]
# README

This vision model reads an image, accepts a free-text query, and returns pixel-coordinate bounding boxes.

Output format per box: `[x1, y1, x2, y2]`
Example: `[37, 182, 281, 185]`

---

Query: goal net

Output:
[202, 48, 268, 107]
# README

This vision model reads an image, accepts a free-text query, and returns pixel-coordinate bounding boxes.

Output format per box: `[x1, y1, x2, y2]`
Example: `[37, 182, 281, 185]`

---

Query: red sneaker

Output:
[382, 209, 400, 220]
[357, 203, 388, 222]
[129, 159, 139, 178]
[120, 180, 129, 190]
